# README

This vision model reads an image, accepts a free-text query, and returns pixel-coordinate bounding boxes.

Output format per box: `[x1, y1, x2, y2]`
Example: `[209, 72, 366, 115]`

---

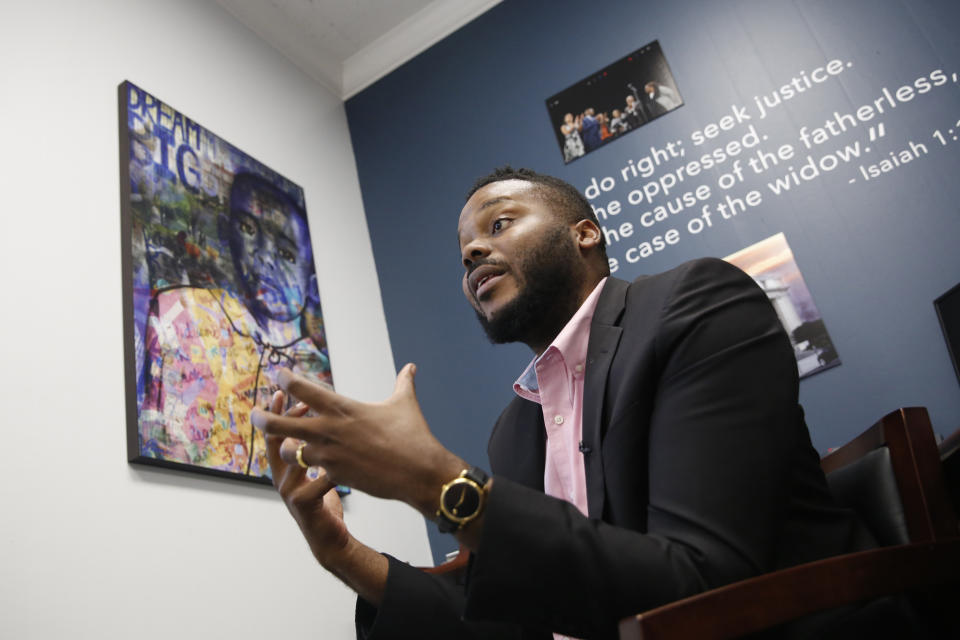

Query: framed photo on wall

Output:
[118, 80, 333, 484]
[724, 233, 840, 379]
[546, 40, 683, 164]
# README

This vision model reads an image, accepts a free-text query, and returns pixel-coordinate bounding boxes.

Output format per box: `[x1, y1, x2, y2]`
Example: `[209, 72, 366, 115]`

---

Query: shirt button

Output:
[574, 363, 583, 373]
[554, 415, 564, 425]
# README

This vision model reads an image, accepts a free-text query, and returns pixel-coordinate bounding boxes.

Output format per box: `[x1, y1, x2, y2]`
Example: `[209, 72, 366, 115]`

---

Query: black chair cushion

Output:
[826, 447, 909, 546]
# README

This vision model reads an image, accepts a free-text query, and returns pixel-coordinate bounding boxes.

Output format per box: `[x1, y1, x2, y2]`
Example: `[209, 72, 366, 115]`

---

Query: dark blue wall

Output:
[346, 0, 960, 562]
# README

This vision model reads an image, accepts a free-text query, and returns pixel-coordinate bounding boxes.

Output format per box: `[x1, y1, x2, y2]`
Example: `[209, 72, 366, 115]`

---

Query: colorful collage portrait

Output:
[118, 81, 332, 483]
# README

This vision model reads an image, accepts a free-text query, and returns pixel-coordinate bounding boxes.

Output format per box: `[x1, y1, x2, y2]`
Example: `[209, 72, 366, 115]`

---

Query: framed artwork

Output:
[724, 233, 840, 379]
[118, 81, 333, 484]
[546, 40, 683, 164]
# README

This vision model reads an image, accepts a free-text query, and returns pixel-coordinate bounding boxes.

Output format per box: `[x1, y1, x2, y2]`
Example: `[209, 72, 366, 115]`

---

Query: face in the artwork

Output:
[228, 175, 313, 323]
[457, 180, 585, 346]
[626, 95, 636, 108]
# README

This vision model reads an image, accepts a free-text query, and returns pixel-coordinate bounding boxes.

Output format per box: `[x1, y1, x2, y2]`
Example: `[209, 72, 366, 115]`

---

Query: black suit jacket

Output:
[358, 258, 866, 639]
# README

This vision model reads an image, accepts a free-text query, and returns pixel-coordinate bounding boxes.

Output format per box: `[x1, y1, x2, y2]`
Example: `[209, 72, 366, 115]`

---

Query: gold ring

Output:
[295, 442, 309, 469]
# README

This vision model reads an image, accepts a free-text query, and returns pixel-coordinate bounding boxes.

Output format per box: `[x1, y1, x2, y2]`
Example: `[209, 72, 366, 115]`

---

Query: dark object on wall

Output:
[546, 40, 683, 164]
[934, 282, 960, 389]
[118, 80, 333, 484]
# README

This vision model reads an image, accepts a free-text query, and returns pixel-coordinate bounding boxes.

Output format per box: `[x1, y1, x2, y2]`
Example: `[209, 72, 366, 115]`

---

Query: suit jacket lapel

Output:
[582, 278, 628, 519]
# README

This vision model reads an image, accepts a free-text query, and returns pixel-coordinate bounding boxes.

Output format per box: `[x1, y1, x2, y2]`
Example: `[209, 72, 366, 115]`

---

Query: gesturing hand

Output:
[262, 390, 351, 567]
[253, 364, 464, 518]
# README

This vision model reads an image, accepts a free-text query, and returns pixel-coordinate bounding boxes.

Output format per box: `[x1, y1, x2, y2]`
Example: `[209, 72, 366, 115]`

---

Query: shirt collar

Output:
[513, 277, 608, 400]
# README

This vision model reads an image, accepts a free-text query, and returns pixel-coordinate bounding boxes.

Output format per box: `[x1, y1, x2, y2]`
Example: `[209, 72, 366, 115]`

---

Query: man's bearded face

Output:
[471, 222, 581, 345]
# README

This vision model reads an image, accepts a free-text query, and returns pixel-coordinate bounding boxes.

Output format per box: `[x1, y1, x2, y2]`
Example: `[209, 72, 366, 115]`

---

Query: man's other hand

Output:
[263, 391, 350, 566]
[253, 364, 464, 518]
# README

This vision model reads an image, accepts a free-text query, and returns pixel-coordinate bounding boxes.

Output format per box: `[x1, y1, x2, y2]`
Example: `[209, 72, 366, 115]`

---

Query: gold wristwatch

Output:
[436, 466, 490, 533]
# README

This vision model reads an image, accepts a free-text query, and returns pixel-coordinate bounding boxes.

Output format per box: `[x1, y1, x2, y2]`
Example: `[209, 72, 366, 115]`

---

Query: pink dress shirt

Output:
[512, 277, 607, 517]
[512, 278, 607, 640]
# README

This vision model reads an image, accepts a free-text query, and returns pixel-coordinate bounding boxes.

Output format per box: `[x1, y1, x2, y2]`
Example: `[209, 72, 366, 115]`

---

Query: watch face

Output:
[442, 479, 481, 520]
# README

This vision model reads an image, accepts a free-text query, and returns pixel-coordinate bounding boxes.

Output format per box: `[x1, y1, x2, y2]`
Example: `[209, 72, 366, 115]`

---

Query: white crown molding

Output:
[341, 0, 502, 100]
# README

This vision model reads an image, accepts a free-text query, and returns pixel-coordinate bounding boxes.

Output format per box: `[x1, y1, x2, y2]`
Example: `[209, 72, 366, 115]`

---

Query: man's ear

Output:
[573, 219, 603, 251]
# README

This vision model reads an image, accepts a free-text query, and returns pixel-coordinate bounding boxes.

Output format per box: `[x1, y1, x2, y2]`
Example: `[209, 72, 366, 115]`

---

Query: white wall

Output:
[0, 1, 432, 638]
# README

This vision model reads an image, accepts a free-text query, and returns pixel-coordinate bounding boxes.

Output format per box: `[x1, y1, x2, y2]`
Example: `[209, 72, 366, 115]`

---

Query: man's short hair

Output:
[466, 167, 607, 254]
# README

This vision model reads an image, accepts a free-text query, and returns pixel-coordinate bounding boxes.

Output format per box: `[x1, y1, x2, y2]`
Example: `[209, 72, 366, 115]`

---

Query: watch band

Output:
[436, 466, 490, 533]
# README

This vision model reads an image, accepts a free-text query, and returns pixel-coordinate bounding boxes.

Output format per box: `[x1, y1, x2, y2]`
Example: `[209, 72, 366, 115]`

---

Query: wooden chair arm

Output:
[618, 539, 960, 640]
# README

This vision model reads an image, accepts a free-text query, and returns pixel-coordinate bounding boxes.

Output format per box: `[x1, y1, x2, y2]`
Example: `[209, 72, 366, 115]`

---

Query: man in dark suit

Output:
[252, 168, 870, 638]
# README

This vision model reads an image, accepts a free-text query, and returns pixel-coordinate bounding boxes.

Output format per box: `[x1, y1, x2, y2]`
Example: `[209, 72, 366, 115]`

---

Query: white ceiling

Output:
[216, 0, 502, 100]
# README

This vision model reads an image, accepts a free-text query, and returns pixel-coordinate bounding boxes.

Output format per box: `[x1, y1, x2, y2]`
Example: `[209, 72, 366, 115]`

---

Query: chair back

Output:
[826, 446, 909, 546]
[821, 407, 959, 544]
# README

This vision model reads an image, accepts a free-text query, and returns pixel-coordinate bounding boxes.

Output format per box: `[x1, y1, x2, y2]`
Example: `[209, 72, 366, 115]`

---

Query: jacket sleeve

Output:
[355, 554, 529, 640]
[463, 258, 810, 639]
